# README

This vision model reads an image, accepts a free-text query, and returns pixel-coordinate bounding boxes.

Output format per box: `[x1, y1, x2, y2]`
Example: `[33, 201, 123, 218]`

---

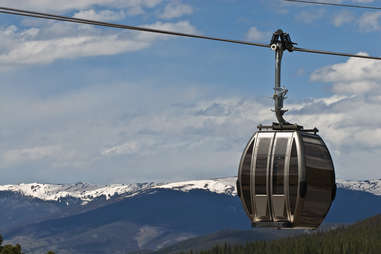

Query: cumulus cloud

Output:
[102, 142, 139, 156]
[287, 94, 381, 179]
[159, 0, 193, 19]
[3, 145, 61, 164]
[1, 64, 381, 183]
[73, 9, 127, 21]
[0, 78, 274, 183]
[307, 53, 381, 172]
[311, 53, 381, 92]
[295, 9, 325, 24]
[0, 0, 163, 12]
[358, 11, 381, 31]
[0, 20, 197, 69]
[333, 11, 354, 27]
[246, 26, 270, 42]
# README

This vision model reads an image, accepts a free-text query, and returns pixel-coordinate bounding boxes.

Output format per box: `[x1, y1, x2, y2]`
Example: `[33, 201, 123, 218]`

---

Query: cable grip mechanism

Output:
[269, 29, 296, 126]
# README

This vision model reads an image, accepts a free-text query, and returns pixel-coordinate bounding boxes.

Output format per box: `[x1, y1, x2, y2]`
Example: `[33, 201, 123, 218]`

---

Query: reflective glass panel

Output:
[241, 139, 254, 214]
[303, 137, 335, 219]
[255, 138, 271, 194]
[272, 138, 288, 194]
[289, 140, 298, 214]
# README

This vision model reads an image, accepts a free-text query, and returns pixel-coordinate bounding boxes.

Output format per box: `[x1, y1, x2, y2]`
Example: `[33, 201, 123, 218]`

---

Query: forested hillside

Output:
[177, 214, 381, 254]
[0, 235, 54, 254]
[0, 234, 22, 254]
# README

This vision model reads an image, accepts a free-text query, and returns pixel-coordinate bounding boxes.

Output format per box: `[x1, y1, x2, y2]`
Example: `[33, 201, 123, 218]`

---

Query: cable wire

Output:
[284, 0, 381, 10]
[293, 47, 380, 60]
[1, 6, 381, 60]
[0, 7, 270, 48]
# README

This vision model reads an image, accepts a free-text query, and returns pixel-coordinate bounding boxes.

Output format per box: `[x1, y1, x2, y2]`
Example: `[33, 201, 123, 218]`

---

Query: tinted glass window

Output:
[255, 138, 271, 194]
[241, 139, 254, 214]
[304, 142, 330, 159]
[289, 140, 298, 214]
[304, 139, 334, 188]
[303, 137, 322, 145]
[303, 137, 335, 219]
[272, 138, 288, 194]
[304, 143, 333, 172]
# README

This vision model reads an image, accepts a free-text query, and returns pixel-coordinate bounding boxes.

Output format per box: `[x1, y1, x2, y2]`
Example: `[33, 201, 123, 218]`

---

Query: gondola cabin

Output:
[237, 127, 336, 229]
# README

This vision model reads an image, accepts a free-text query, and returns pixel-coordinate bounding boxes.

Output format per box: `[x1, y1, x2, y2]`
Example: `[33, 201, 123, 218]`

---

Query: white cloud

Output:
[159, 0, 193, 19]
[286, 94, 381, 179]
[3, 145, 61, 164]
[0, 20, 197, 69]
[296, 9, 325, 24]
[311, 53, 381, 94]
[331, 81, 378, 94]
[102, 142, 139, 156]
[0, 79, 273, 183]
[0, 0, 163, 12]
[358, 11, 381, 31]
[333, 11, 354, 27]
[73, 9, 127, 21]
[2, 65, 381, 183]
[278, 53, 381, 179]
[308, 53, 381, 150]
[246, 26, 270, 42]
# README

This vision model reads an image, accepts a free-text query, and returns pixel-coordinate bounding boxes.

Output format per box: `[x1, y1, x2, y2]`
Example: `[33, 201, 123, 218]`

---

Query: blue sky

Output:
[0, 0, 381, 184]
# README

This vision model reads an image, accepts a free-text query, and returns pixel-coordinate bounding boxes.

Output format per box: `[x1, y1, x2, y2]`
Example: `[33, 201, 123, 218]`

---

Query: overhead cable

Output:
[284, 0, 381, 10]
[0, 6, 381, 60]
[293, 47, 380, 60]
[0, 7, 270, 49]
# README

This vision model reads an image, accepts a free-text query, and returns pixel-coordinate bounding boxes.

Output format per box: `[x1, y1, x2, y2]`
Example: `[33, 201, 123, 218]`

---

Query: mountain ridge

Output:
[2, 183, 381, 254]
[0, 177, 380, 205]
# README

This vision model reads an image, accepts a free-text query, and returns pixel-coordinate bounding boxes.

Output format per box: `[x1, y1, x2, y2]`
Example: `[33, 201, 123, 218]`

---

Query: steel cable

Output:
[0, 7, 270, 48]
[1, 6, 381, 60]
[284, 0, 381, 10]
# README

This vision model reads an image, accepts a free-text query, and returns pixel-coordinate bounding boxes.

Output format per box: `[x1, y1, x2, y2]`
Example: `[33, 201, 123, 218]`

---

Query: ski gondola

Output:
[237, 128, 336, 228]
[236, 30, 336, 229]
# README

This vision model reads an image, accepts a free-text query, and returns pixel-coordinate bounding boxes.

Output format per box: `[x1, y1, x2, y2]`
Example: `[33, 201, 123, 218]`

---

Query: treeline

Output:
[0, 235, 55, 254]
[179, 214, 381, 254]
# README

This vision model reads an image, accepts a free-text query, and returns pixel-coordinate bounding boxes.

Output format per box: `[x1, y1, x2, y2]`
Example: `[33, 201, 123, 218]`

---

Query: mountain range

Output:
[1, 178, 380, 203]
[1, 177, 380, 254]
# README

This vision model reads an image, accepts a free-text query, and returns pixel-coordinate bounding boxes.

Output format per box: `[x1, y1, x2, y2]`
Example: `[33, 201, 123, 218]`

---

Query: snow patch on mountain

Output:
[1, 177, 380, 205]
[336, 179, 381, 196]
[0, 182, 155, 204]
[0, 178, 236, 204]
[155, 177, 237, 196]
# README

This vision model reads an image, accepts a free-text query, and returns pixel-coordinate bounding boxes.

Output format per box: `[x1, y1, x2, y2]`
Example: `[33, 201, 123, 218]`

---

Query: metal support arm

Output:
[270, 29, 296, 126]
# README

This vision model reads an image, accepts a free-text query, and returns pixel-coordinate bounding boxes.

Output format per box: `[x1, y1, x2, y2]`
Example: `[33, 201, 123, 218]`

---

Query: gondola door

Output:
[252, 132, 274, 222]
[270, 132, 292, 222]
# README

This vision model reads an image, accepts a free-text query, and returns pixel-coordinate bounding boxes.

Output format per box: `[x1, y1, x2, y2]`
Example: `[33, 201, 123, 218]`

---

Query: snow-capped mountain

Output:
[0, 177, 237, 205]
[2, 177, 381, 254]
[336, 179, 381, 196]
[155, 177, 237, 196]
[0, 177, 380, 205]
[0, 182, 156, 205]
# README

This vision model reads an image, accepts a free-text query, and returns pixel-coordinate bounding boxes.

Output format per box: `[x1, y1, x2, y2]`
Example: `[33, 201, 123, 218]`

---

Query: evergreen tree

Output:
[0, 234, 55, 254]
[177, 214, 381, 254]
